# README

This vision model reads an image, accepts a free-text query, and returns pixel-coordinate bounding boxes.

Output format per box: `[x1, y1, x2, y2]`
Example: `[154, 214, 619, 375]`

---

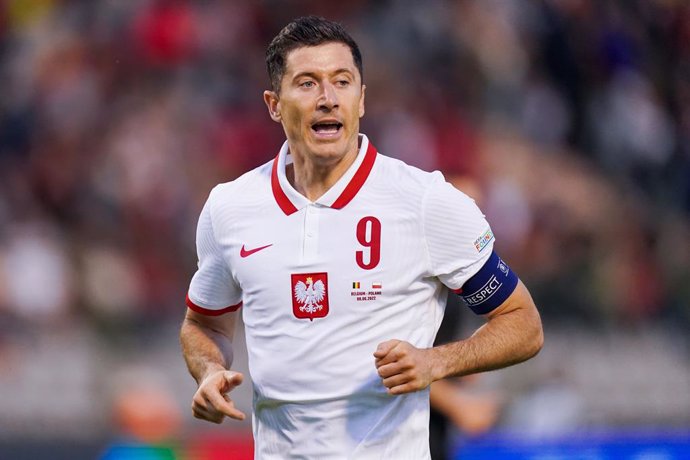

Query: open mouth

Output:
[311, 122, 343, 135]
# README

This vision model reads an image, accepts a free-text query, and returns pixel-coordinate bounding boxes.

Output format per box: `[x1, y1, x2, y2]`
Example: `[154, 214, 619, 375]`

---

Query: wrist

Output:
[199, 363, 226, 384]
[426, 347, 448, 382]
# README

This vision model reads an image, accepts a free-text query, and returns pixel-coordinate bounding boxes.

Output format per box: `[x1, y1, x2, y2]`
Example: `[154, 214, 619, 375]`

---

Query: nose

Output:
[317, 82, 338, 111]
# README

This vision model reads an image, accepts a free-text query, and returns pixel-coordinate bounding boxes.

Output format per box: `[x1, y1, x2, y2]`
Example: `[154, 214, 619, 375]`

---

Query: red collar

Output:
[271, 135, 377, 216]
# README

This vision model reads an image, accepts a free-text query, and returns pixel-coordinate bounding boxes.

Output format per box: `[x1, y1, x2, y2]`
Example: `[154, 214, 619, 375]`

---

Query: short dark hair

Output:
[266, 16, 363, 93]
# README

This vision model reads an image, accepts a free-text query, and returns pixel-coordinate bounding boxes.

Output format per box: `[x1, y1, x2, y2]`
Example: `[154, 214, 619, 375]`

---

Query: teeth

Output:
[313, 123, 341, 133]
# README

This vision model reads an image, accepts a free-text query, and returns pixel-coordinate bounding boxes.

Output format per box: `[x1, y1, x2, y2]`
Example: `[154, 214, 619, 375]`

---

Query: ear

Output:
[263, 90, 282, 123]
[359, 84, 366, 118]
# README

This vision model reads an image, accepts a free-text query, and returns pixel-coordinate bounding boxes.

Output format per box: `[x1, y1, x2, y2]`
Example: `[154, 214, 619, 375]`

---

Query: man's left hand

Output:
[374, 340, 437, 395]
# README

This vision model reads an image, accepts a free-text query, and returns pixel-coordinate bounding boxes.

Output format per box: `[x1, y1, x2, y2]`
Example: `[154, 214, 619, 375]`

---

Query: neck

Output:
[287, 142, 360, 202]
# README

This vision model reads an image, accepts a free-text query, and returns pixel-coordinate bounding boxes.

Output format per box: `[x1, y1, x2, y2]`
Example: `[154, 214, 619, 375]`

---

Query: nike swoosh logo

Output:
[240, 243, 273, 258]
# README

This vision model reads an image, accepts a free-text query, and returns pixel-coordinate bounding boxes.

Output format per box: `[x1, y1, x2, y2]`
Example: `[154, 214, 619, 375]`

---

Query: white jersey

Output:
[187, 134, 494, 459]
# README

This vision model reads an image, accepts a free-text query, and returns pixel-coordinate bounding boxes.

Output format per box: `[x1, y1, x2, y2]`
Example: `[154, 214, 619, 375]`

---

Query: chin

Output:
[309, 148, 343, 163]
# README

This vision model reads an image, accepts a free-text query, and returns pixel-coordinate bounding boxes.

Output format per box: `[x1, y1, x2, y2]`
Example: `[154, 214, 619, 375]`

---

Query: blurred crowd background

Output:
[0, 0, 689, 458]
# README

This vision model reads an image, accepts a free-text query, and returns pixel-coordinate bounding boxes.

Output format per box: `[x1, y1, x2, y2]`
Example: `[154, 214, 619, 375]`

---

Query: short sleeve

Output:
[423, 177, 495, 290]
[186, 189, 242, 314]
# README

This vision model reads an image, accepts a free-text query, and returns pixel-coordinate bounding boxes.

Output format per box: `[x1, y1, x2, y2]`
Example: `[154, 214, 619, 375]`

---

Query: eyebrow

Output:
[291, 68, 355, 82]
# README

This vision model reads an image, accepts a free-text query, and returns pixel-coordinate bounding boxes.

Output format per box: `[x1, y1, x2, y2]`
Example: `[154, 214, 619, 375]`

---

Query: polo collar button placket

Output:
[303, 203, 320, 260]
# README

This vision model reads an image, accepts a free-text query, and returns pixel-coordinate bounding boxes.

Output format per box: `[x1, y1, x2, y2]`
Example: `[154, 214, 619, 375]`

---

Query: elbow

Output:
[532, 326, 544, 359]
[526, 313, 544, 360]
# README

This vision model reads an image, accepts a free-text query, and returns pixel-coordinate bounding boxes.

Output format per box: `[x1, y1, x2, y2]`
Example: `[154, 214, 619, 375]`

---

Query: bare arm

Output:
[180, 308, 246, 422]
[431, 280, 543, 378]
[375, 280, 543, 394]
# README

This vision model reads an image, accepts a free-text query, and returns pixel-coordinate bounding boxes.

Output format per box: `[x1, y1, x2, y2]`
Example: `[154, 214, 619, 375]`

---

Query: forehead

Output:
[284, 42, 358, 78]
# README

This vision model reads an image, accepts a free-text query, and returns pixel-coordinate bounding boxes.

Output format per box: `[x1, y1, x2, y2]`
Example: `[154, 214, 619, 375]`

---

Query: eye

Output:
[300, 80, 316, 88]
[336, 79, 350, 87]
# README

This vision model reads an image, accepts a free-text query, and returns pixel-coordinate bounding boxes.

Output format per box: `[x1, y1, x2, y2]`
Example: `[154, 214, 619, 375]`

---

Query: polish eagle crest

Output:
[294, 276, 326, 314]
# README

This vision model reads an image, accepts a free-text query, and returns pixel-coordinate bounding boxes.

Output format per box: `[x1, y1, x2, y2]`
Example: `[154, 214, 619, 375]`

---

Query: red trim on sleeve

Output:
[271, 153, 299, 216]
[186, 293, 242, 316]
[331, 142, 377, 210]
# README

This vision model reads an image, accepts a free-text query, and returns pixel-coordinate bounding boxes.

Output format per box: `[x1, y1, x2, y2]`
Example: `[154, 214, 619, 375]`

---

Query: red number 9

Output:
[356, 216, 381, 270]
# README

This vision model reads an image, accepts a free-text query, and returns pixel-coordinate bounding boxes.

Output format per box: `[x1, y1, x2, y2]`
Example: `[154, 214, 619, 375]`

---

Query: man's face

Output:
[264, 42, 365, 165]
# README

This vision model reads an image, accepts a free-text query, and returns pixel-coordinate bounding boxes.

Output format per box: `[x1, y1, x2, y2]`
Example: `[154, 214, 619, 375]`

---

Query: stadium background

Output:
[0, 0, 688, 458]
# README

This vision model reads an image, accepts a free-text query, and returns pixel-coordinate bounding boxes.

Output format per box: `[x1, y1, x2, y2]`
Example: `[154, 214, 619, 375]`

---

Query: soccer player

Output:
[180, 16, 543, 459]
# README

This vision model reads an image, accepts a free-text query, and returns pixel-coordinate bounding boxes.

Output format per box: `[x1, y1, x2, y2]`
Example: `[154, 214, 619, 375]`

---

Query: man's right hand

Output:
[192, 370, 246, 423]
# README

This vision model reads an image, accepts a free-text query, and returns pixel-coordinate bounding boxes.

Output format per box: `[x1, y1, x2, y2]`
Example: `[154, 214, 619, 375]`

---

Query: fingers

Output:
[375, 340, 410, 374]
[192, 393, 246, 423]
[374, 340, 434, 395]
[373, 340, 404, 368]
[191, 370, 246, 423]
[374, 340, 417, 369]
[223, 371, 244, 390]
[192, 397, 225, 424]
[204, 385, 246, 421]
[380, 371, 427, 395]
[377, 361, 407, 379]
[378, 364, 423, 395]
[373, 339, 400, 359]
[386, 381, 422, 395]
[381, 372, 410, 390]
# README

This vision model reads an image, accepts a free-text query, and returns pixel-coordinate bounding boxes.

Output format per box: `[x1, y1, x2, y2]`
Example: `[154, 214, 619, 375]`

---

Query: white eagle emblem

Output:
[294, 277, 326, 314]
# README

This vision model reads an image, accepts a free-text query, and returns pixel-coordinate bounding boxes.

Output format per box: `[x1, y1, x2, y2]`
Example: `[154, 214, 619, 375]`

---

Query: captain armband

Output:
[457, 251, 519, 315]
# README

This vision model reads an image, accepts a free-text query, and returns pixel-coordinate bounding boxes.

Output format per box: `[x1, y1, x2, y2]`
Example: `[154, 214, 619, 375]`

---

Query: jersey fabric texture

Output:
[187, 134, 497, 459]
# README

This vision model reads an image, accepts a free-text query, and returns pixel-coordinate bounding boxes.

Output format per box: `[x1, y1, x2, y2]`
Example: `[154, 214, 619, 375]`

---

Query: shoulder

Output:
[208, 159, 273, 209]
[373, 153, 445, 197]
